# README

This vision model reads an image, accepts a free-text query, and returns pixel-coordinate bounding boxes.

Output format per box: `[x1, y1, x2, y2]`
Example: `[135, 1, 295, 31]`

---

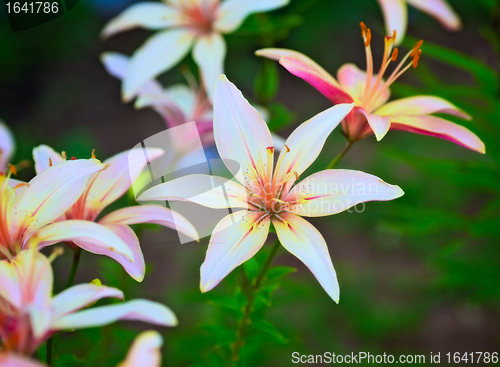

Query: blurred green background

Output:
[1, 0, 499, 365]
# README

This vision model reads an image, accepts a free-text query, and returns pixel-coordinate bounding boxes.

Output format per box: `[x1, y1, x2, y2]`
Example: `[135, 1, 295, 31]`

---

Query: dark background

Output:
[1, 0, 499, 365]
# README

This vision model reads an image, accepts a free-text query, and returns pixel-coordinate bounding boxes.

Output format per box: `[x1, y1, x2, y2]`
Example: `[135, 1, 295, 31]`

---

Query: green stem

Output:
[45, 246, 81, 366]
[65, 247, 81, 289]
[46, 336, 53, 366]
[230, 239, 281, 364]
[326, 140, 354, 170]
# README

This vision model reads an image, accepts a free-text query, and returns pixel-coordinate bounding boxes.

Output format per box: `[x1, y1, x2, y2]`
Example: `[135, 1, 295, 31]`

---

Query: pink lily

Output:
[101, 0, 289, 101]
[377, 0, 462, 45]
[256, 25, 485, 154]
[0, 159, 138, 262]
[0, 250, 177, 356]
[0, 330, 164, 367]
[32, 146, 199, 282]
[138, 76, 404, 302]
[101, 52, 215, 148]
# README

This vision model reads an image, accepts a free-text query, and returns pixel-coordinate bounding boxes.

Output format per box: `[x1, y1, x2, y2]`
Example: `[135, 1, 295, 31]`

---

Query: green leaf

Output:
[267, 102, 295, 132]
[202, 325, 235, 343]
[243, 258, 260, 283]
[254, 59, 279, 104]
[207, 295, 242, 312]
[251, 316, 288, 344]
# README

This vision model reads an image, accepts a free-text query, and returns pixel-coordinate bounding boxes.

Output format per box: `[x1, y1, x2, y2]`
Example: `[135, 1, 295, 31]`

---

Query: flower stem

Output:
[65, 247, 81, 289]
[326, 140, 354, 170]
[45, 246, 81, 366]
[230, 239, 281, 363]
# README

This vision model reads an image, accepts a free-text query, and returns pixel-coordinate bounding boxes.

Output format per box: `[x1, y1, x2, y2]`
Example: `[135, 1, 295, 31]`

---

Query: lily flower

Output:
[377, 0, 462, 45]
[0, 250, 177, 356]
[137, 76, 404, 302]
[256, 24, 485, 154]
[32, 146, 199, 282]
[0, 159, 138, 262]
[101, 0, 289, 102]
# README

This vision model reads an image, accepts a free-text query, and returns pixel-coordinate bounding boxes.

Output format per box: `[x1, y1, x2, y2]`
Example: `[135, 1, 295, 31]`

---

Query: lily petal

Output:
[272, 213, 340, 302]
[377, 0, 408, 45]
[52, 284, 124, 318]
[31, 220, 134, 262]
[73, 224, 145, 282]
[101, 52, 164, 97]
[374, 95, 471, 119]
[280, 55, 354, 105]
[137, 174, 248, 210]
[12, 159, 104, 245]
[123, 29, 195, 101]
[390, 114, 485, 153]
[213, 76, 273, 188]
[101, 2, 180, 38]
[286, 169, 404, 217]
[406, 0, 462, 30]
[0, 121, 15, 172]
[201, 210, 270, 292]
[193, 33, 226, 101]
[358, 108, 391, 141]
[32, 145, 65, 174]
[99, 205, 199, 242]
[85, 148, 164, 217]
[0, 353, 46, 367]
[52, 299, 178, 330]
[117, 331, 163, 367]
[214, 0, 289, 33]
[274, 103, 354, 186]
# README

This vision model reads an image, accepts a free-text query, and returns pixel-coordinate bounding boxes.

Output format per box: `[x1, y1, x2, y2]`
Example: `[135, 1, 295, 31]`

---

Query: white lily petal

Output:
[214, 0, 289, 33]
[123, 29, 195, 101]
[286, 169, 404, 217]
[52, 299, 178, 330]
[101, 2, 180, 38]
[272, 213, 339, 302]
[377, 0, 408, 45]
[201, 210, 270, 292]
[118, 331, 163, 367]
[32, 145, 65, 174]
[0, 121, 15, 172]
[192, 33, 226, 101]
[406, 0, 462, 30]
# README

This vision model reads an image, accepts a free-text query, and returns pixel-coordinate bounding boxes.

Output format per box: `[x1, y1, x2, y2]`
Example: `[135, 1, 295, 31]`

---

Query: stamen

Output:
[410, 40, 424, 57]
[91, 149, 96, 159]
[412, 49, 422, 68]
[391, 48, 398, 62]
[71, 156, 77, 160]
[364, 28, 371, 47]
[266, 146, 274, 184]
[360, 22, 367, 37]
[284, 145, 290, 153]
[7, 164, 16, 176]
[48, 247, 64, 262]
[61, 151, 67, 160]
[49, 158, 53, 167]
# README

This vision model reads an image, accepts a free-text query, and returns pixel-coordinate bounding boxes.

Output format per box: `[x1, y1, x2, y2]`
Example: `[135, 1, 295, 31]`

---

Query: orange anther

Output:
[364, 28, 371, 47]
[412, 49, 422, 68]
[391, 48, 398, 61]
[91, 149, 96, 159]
[49, 158, 53, 167]
[410, 40, 423, 57]
[360, 22, 367, 37]
[285, 145, 290, 153]
[7, 164, 16, 175]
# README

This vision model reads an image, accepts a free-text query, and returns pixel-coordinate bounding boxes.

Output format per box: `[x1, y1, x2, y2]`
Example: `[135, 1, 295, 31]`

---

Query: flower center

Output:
[176, 0, 218, 35]
[359, 22, 423, 112]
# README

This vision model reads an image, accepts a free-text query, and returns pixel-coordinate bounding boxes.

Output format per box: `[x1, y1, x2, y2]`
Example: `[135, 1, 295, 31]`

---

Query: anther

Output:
[7, 164, 16, 176]
[410, 40, 423, 57]
[61, 151, 67, 160]
[91, 149, 96, 159]
[49, 158, 53, 167]
[285, 145, 290, 153]
[360, 22, 367, 37]
[71, 156, 77, 160]
[391, 48, 398, 62]
[48, 246, 64, 262]
[364, 28, 371, 47]
[412, 49, 422, 68]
